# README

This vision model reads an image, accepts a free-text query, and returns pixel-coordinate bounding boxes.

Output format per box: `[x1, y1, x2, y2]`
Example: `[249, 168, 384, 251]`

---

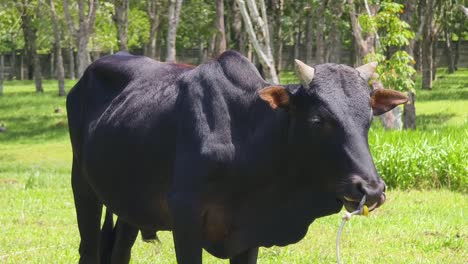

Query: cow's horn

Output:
[294, 59, 315, 88]
[356, 61, 378, 81]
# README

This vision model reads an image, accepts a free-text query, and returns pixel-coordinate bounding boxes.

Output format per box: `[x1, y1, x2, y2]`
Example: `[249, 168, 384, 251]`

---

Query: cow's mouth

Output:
[341, 193, 385, 213]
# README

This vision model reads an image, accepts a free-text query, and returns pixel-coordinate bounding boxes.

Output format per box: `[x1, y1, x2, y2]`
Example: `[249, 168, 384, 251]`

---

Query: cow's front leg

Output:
[72, 161, 102, 264]
[169, 193, 203, 264]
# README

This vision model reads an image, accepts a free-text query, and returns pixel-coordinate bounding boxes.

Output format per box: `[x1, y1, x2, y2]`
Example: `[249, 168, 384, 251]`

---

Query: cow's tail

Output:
[100, 207, 115, 264]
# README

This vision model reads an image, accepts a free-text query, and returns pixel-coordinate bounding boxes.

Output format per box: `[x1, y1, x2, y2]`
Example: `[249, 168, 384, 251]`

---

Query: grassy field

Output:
[0, 69, 466, 263]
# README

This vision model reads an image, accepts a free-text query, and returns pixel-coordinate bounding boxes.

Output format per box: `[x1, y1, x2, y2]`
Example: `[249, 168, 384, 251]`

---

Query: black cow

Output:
[67, 50, 407, 264]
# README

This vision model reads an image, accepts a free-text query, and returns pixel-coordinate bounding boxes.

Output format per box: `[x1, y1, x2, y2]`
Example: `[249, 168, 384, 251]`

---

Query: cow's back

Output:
[67, 52, 191, 228]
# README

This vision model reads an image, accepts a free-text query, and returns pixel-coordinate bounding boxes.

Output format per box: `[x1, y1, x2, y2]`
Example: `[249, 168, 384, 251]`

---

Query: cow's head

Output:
[259, 60, 407, 213]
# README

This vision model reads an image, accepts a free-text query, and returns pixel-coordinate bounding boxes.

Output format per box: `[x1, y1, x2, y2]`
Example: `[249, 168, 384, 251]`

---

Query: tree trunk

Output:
[347, 0, 375, 66]
[305, 9, 313, 64]
[198, 37, 205, 64]
[213, 0, 227, 56]
[454, 39, 460, 70]
[113, 0, 129, 51]
[432, 39, 437, 81]
[271, 0, 283, 72]
[20, 54, 24, 80]
[235, 0, 278, 83]
[155, 22, 163, 60]
[10, 50, 16, 80]
[63, 0, 98, 78]
[0, 55, 4, 96]
[444, 30, 455, 73]
[315, 0, 327, 64]
[232, 0, 245, 53]
[49, 0, 66, 96]
[33, 47, 42, 91]
[76, 36, 90, 77]
[225, 3, 232, 48]
[421, 0, 434, 89]
[404, 92, 416, 129]
[146, 0, 161, 59]
[421, 41, 432, 89]
[293, 30, 301, 62]
[328, 0, 344, 63]
[166, 0, 183, 62]
[50, 51, 55, 78]
[401, 0, 418, 130]
[207, 36, 215, 58]
[68, 46, 75, 80]
[17, 0, 43, 93]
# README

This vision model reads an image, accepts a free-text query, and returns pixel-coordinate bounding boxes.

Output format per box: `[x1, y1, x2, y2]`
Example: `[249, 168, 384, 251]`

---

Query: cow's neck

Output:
[235, 94, 292, 189]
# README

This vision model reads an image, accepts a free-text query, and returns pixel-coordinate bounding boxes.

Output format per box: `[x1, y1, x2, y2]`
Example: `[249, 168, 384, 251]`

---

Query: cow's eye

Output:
[308, 117, 322, 126]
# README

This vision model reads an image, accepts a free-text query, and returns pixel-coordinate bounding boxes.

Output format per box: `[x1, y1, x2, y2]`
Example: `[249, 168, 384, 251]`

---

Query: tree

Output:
[235, 0, 278, 83]
[49, 0, 66, 96]
[327, 0, 345, 63]
[113, 0, 129, 51]
[166, 0, 183, 62]
[89, 1, 117, 56]
[231, 0, 246, 54]
[67, 38, 75, 79]
[0, 2, 23, 93]
[0, 53, 3, 95]
[146, 0, 161, 59]
[419, 0, 448, 89]
[269, 0, 284, 71]
[315, 0, 327, 64]
[213, 0, 226, 56]
[63, 0, 98, 77]
[304, 4, 313, 64]
[347, 0, 377, 66]
[362, 2, 416, 130]
[16, 0, 43, 93]
[440, 0, 467, 73]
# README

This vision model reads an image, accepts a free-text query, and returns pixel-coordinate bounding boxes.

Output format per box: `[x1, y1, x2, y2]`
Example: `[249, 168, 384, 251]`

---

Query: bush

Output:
[370, 125, 467, 191]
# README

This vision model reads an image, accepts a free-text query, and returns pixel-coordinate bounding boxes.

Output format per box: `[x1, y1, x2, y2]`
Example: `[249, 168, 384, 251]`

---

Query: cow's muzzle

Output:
[342, 192, 386, 212]
[339, 177, 387, 212]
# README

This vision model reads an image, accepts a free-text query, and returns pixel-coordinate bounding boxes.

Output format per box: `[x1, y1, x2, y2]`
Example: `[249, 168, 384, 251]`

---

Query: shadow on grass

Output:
[417, 89, 468, 101]
[0, 115, 69, 143]
[416, 112, 457, 129]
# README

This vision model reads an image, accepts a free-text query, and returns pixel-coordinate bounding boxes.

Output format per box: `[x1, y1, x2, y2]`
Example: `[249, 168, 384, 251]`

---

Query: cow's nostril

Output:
[356, 182, 366, 195]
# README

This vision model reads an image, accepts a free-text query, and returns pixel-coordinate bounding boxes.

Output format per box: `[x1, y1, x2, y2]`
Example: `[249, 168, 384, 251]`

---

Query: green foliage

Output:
[366, 50, 416, 92]
[361, 1, 416, 92]
[177, 0, 216, 49]
[128, 8, 149, 50]
[90, 2, 117, 52]
[0, 2, 24, 53]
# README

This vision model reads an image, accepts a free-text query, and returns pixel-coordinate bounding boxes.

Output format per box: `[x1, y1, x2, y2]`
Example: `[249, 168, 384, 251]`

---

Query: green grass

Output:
[0, 187, 465, 263]
[0, 70, 467, 263]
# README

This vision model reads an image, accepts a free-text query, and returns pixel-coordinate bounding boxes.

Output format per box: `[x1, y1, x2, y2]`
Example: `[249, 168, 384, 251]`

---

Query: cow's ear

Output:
[259, 86, 290, 109]
[371, 89, 408, 116]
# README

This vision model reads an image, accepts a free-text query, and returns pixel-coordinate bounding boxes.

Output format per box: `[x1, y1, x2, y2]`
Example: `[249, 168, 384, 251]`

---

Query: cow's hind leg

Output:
[230, 248, 259, 264]
[110, 218, 139, 264]
[72, 160, 103, 264]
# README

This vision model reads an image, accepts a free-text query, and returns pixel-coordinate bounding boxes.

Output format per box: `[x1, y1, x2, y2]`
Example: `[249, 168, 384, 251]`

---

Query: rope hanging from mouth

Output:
[336, 195, 368, 264]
